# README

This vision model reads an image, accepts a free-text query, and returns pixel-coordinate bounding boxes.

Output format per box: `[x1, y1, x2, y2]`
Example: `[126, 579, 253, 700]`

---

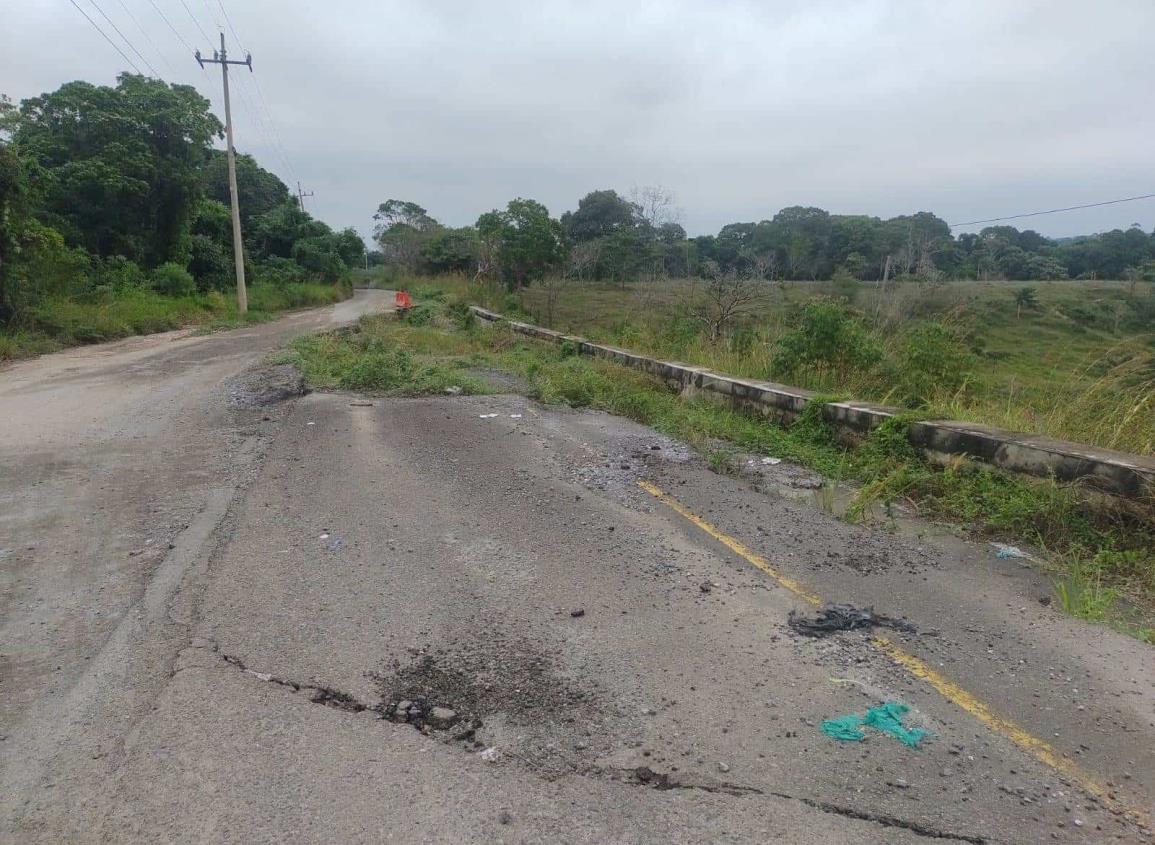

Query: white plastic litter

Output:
[761, 457, 782, 465]
[306, 421, 315, 426]
[990, 542, 1030, 560]
[510, 414, 522, 419]
[479, 413, 499, 419]
[479, 747, 502, 762]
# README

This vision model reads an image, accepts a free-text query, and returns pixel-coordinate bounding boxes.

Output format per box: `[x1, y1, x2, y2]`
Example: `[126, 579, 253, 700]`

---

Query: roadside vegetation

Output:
[286, 289, 1155, 642]
[0, 76, 363, 360]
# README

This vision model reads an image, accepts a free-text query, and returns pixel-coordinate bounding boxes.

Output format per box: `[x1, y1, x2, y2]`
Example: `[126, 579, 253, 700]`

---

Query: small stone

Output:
[570, 608, 585, 618]
[498, 810, 512, 825]
[428, 706, 458, 727]
[891, 778, 909, 789]
[444, 385, 463, 395]
[717, 762, 730, 773]
[479, 747, 502, 763]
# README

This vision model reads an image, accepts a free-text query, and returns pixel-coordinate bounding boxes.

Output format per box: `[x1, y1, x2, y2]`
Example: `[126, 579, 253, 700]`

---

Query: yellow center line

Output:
[637, 479, 1143, 826]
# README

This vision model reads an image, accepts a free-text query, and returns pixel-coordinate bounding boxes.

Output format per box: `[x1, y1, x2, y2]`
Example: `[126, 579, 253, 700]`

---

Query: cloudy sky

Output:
[4, 0, 1154, 241]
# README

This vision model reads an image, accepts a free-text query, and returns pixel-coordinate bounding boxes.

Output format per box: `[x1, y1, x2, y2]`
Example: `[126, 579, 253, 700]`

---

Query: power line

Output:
[178, 0, 212, 42]
[212, 2, 300, 185]
[950, 193, 1155, 228]
[216, 0, 245, 53]
[147, 0, 195, 55]
[88, 0, 161, 76]
[232, 72, 296, 183]
[115, 0, 177, 75]
[200, 0, 224, 33]
[67, 0, 143, 73]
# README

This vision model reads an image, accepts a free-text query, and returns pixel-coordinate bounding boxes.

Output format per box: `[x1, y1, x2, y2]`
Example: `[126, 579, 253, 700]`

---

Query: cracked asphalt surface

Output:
[2, 290, 1153, 843]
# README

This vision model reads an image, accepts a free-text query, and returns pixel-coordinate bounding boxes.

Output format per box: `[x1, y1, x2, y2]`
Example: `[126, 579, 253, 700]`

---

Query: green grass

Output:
[409, 274, 1155, 455]
[0, 281, 350, 361]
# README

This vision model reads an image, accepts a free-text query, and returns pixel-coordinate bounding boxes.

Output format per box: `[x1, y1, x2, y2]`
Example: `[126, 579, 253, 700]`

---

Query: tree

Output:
[630, 185, 679, 229]
[250, 203, 329, 260]
[421, 227, 477, 274]
[0, 140, 32, 321]
[373, 199, 439, 272]
[13, 75, 222, 267]
[1013, 286, 1039, 318]
[373, 199, 437, 234]
[689, 267, 765, 342]
[201, 151, 290, 227]
[560, 190, 638, 242]
[476, 198, 565, 290]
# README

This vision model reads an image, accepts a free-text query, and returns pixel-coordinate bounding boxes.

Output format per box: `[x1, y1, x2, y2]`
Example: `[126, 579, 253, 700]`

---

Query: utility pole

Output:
[197, 35, 252, 313]
[296, 181, 314, 213]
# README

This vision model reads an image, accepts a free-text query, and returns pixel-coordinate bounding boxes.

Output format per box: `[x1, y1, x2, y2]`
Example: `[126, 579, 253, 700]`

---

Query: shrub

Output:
[257, 256, 308, 288]
[150, 262, 196, 297]
[773, 298, 881, 380]
[831, 267, 861, 303]
[402, 302, 436, 326]
[93, 255, 147, 292]
[899, 322, 975, 407]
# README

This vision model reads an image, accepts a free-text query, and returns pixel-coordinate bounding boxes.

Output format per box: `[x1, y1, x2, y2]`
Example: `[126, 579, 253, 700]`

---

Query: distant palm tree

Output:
[1013, 286, 1038, 319]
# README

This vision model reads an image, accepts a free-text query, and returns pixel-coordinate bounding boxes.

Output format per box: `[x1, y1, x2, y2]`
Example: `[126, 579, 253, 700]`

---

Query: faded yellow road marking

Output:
[638, 480, 823, 607]
[637, 479, 1142, 825]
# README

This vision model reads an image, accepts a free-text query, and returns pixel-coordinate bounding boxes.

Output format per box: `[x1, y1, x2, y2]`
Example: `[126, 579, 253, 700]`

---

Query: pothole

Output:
[371, 634, 616, 778]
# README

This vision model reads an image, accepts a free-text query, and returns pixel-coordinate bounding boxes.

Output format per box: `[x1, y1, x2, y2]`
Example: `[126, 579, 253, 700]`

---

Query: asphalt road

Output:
[1, 289, 1152, 843]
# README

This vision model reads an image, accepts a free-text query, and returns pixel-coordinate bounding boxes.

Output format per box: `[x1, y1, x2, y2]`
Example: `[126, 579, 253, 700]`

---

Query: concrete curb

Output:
[468, 305, 1155, 499]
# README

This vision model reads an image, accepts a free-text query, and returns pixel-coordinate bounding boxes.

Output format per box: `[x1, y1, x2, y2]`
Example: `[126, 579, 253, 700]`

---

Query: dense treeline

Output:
[373, 188, 1155, 289]
[0, 74, 363, 327]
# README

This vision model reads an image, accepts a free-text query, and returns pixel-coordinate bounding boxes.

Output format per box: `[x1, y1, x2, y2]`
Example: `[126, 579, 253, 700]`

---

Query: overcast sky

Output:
[4, 0, 1154, 241]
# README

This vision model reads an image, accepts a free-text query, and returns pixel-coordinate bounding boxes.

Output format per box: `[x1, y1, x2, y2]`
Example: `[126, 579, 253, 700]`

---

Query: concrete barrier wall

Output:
[469, 306, 1155, 499]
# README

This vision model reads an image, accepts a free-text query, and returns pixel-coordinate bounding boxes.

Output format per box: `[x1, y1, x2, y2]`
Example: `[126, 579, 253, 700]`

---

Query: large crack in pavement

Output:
[205, 642, 989, 844]
[766, 792, 986, 844]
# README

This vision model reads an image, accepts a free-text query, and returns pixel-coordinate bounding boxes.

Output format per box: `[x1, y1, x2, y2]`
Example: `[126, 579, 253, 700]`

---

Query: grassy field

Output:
[359, 272, 1155, 455]
[514, 277, 1155, 455]
[285, 293, 1155, 641]
[0, 281, 351, 362]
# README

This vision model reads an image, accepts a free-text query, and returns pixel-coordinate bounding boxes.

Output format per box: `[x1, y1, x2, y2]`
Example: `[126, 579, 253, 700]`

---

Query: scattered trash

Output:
[479, 413, 499, 419]
[788, 603, 916, 637]
[444, 385, 463, 396]
[821, 713, 866, 742]
[570, 608, 586, 618]
[510, 413, 522, 419]
[306, 421, 316, 426]
[479, 746, 502, 762]
[864, 701, 927, 747]
[990, 542, 1030, 560]
[822, 701, 928, 748]
[319, 533, 330, 540]
[761, 457, 782, 465]
[349, 401, 374, 407]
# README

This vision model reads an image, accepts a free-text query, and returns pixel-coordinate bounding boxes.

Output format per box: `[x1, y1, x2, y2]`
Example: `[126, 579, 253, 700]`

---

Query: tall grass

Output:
[0, 281, 350, 361]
